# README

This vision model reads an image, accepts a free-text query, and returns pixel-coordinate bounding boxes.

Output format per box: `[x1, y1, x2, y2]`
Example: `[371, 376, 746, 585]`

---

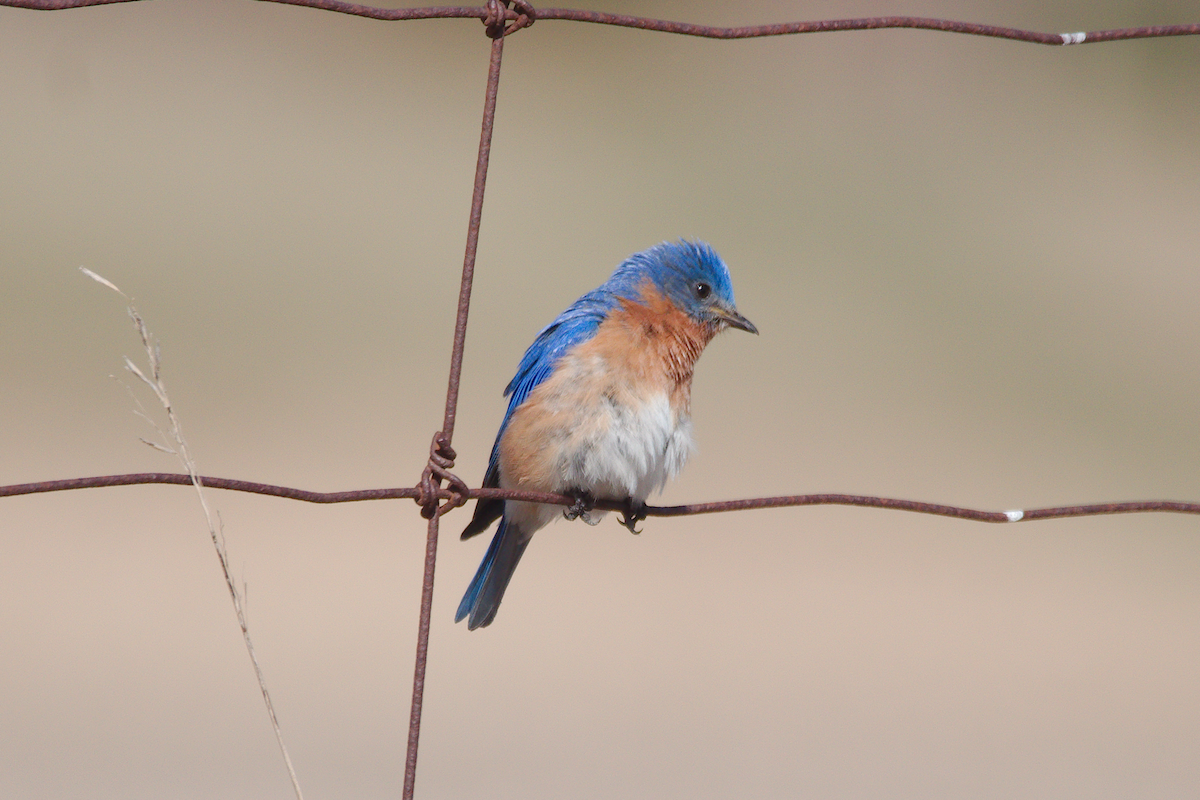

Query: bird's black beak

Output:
[715, 306, 758, 335]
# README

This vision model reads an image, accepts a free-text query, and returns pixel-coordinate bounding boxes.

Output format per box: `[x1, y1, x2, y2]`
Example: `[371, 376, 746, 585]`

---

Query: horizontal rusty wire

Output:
[6, 474, 1200, 524]
[4, 0, 1200, 46]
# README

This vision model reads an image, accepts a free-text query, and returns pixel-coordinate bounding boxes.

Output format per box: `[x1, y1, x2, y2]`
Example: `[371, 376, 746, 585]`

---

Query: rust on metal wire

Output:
[416, 432, 469, 519]
[8, 0, 1198, 47]
[0, 473, 417, 503]
[403, 13, 510, 799]
[6, 473, 1200, 525]
[529, 11, 1200, 44]
[484, 0, 534, 37]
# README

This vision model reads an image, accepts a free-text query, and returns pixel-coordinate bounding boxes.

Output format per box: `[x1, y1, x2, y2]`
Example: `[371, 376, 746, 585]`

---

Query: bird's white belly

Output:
[497, 349, 696, 532]
[561, 390, 694, 504]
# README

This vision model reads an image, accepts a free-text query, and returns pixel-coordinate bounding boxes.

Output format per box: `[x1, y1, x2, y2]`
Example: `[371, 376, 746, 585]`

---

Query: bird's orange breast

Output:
[496, 280, 712, 496]
[581, 280, 716, 413]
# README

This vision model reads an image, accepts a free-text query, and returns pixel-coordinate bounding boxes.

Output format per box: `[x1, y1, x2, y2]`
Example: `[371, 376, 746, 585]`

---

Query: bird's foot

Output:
[563, 490, 596, 522]
[619, 499, 647, 535]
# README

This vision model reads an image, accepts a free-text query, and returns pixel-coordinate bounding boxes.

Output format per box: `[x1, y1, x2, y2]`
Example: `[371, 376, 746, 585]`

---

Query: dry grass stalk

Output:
[81, 267, 305, 800]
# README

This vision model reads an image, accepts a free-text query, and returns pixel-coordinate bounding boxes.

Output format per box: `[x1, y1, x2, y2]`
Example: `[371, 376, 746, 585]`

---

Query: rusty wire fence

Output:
[4, 1, 1200, 798]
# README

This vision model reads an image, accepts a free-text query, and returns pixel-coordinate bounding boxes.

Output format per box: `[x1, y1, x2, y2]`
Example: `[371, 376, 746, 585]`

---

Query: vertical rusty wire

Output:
[402, 25, 508, 800]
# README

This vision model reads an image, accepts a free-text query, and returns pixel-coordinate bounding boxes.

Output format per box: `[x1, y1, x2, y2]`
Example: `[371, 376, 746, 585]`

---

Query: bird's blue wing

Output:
[460, 294, 612, 540]
[504, 305, 606, 406]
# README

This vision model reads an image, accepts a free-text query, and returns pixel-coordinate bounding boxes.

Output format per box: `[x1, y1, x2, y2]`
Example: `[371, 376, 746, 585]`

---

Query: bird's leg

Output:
[619, 498, 647, 535]
[562, 489, 596, 522]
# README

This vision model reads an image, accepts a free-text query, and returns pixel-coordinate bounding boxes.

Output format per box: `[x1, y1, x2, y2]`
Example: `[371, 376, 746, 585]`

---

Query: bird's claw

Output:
[619, 499, 647, 535]
[563, 490, 596, 522]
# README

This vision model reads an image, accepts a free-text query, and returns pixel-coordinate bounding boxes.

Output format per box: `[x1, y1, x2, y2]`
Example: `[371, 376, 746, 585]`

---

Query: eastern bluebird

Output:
[456, 240, 757, 629]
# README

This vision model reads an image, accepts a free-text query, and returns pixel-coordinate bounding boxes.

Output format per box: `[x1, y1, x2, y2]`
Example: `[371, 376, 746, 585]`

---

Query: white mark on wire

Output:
[1004, 509, 1025, 523]
[1060, 31, 1087, 45]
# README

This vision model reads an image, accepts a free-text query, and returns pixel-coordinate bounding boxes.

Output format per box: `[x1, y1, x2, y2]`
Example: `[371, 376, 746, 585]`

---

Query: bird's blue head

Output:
[609, 240, 757, 335]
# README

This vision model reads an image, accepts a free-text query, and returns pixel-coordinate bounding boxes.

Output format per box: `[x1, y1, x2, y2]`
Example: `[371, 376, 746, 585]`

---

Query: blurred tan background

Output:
[2, 1, 1199, 797]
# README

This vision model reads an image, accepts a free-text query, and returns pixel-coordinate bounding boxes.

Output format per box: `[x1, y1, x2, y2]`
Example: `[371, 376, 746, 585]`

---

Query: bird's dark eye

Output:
[694, 282, 712, 300]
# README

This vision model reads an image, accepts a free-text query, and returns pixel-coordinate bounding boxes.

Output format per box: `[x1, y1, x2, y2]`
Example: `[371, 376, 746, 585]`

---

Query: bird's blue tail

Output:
[455, 519, 531, 630]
